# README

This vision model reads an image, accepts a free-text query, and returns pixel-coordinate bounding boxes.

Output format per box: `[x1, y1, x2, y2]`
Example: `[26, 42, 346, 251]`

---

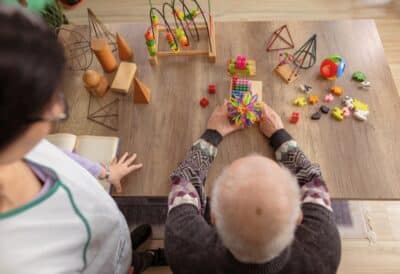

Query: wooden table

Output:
[57, 20, 400, 200]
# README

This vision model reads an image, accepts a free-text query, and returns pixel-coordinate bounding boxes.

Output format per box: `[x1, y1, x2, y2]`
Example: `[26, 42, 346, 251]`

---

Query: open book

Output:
[46, 133, 119, 193]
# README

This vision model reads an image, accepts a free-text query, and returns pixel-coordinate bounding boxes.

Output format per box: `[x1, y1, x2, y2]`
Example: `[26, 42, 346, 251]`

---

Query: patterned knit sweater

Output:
[165, 129, 341, 274]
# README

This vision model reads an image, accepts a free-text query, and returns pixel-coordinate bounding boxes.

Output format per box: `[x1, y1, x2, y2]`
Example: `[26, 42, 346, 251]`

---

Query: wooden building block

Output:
[133, 78, 151, 104]
[111, 62, 137, 94]
[116, 32, 134, 61]
[275, 63, 298, 83]
[90, 37, 118, 73]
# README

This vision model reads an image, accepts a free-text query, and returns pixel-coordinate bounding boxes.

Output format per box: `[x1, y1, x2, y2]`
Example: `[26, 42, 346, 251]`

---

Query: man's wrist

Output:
[201, 129, 223, 146]
[99, 164, 111, 180]
[269, 128, 293, 151]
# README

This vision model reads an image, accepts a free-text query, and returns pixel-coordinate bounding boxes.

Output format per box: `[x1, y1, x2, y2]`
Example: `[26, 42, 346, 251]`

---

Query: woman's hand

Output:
[108, 153, 143, 193]
[259, 102, 284, 138]
[207, 102, 243, 137]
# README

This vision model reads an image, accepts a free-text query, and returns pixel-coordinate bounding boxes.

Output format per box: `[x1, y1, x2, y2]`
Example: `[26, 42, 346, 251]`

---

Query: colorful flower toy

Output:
[227, 92, 263, 127]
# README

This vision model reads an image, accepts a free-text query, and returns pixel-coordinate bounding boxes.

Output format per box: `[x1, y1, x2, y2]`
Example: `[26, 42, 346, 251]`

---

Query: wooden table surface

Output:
[57, 20, 400, 200]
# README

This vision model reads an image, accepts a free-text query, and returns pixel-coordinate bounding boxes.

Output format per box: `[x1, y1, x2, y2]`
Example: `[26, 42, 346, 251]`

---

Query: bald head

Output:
[211, 155, 300, 263]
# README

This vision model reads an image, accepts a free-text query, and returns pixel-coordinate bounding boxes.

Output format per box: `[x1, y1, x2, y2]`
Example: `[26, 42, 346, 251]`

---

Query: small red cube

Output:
[289, 112, 300, 124]
[208, 84, 216, 94]
[200, 97, 209, 108]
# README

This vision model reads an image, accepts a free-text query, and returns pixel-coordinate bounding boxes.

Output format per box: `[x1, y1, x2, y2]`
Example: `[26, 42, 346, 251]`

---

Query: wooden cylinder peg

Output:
[90, 38, 118, 73]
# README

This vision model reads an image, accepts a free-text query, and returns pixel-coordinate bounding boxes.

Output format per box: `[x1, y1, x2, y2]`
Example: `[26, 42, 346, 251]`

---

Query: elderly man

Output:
[165, 103, 341, 274]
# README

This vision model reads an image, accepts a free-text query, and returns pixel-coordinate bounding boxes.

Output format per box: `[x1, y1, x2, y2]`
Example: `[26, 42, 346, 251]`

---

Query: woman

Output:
[0, 6, 154, 274]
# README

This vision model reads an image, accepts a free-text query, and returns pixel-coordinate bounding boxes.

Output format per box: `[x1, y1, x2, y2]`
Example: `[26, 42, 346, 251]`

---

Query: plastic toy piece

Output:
[116, 32, 134, 61]
[308, 95, 319, 105]
[228, 57, 256, 76]
[342, 107, 351, 117]
[90, 37, 118, 73]
[332, 107, 344, 121]
[311, 111, 321, 120]
[352, 71, 366, 82]
[293, 97, 307, 107]
[352, 99, 369, 112]
[289, 112, 300, 124]
[208, 84, 216, 94]
[133, 78, 151, 104]
[111, 62, 137, 94]
[200, 97, 209, 108]
[299, 84, 312, 94]
[354, 110, 369, 121]
[83, 70, 109, 97]
[342, 96, 354, 110]
[320, 105, 330, 114]
[331, 86, 344, 96]
[266, 24, 295, 52]
[359, 81, 371, 89]
[324, 93, 334, 103]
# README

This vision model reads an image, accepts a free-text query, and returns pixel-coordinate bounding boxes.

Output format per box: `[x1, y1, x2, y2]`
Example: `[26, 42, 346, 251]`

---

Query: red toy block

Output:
[200, 97, 209, 108]
[289, 112, 300, 124]
[208, 84, 216, 94]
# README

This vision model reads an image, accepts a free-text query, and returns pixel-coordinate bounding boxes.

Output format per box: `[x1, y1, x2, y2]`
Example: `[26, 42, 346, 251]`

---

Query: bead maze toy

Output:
[227, 55, 256, 76]
[275, 34, 317, 84]
[144, 0, 216, 65]
[227, 77, 263, 127]
[266, 24, 294, 52]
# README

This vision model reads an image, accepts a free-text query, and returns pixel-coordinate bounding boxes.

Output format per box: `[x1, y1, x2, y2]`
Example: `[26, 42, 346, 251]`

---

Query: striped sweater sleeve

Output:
[270, 129, 332, 211]
[168, 130, 222, 215]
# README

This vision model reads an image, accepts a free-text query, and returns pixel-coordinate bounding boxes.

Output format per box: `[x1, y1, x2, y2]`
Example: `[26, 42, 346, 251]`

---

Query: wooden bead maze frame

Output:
[145, 0, 216, 65]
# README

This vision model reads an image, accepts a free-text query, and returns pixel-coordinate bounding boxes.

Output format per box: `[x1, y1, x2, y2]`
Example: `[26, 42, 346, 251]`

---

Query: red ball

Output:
[320, 59, 338, 79]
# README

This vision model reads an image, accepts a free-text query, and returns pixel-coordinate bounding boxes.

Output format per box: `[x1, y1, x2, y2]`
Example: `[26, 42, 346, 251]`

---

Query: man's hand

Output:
[259, 102, 284, 138]
[108, 153, 143, 193]
[207, 103, 243, 137]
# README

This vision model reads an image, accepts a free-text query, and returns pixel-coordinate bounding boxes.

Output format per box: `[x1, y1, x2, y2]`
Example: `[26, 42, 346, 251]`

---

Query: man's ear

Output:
[296, 211, 303, 225]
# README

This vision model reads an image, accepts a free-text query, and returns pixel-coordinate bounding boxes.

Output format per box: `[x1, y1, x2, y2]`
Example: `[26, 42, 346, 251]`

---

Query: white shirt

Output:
[0, 140, 132, 274]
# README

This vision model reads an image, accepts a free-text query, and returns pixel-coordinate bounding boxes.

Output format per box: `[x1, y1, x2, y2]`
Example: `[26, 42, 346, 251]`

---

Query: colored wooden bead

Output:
[308, 95, 319, 105]
[289, 112, 300, 124]
[331, 86, 344, 96]
[200, 97, 209, 108]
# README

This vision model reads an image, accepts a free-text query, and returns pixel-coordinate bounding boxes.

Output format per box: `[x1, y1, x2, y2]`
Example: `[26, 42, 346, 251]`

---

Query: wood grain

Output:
[57, 20, 400, 199]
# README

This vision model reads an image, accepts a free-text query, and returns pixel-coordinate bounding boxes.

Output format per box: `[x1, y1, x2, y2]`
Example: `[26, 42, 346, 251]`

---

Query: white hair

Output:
[211, 155, 300, 264]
